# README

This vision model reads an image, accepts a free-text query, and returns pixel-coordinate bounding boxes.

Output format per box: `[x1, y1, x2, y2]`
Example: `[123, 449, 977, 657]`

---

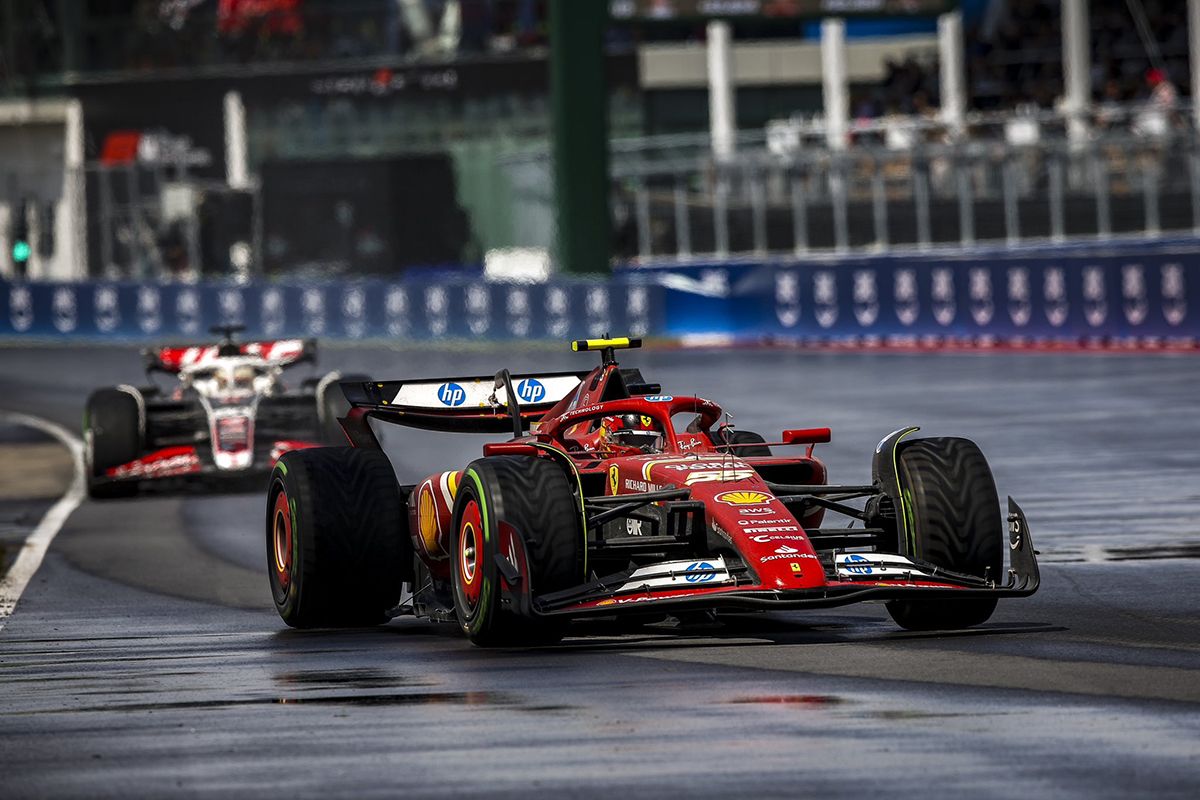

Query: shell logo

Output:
[716, 490, 773, 506]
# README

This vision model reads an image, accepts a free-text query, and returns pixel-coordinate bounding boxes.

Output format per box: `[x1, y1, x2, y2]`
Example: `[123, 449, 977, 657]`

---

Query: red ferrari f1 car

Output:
[85, 325, 360, 499]
[266, 337, 1039, 644]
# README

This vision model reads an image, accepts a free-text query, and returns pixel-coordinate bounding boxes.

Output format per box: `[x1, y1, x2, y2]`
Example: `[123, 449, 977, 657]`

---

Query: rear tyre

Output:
[317, 372, 368, 445]
[267, 447, 408, 628]
[886, 437, 1003, 631]
[85, 388, 142, 499]
[711, 428, 772, 457]
[450, 456, 585, 646]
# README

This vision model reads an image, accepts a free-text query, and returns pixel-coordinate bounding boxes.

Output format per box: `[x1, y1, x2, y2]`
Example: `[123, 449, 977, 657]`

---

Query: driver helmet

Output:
[599, 413, 664, 454]
[232, 364, 257, 389]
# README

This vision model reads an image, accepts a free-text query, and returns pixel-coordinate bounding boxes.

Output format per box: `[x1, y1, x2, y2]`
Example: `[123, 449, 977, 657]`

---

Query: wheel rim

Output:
[272, 489, 292, 591]
[458, 499, 483, 610]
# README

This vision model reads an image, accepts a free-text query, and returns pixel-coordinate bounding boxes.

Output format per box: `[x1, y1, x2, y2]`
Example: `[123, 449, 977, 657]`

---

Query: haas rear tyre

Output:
[450, 456, 585, 647]
[85, 388, 142, 499]
[267, 447, 408, 628]
[886, 437, 1003, 631]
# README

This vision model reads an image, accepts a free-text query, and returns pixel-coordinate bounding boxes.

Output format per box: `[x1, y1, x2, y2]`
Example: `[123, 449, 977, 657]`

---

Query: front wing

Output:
[532, 498, 1040, 618]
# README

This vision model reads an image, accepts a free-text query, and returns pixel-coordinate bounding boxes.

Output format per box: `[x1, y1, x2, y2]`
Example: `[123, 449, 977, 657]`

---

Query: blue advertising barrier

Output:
[636, 243, 1200, 345]
[0, 278, 661, 342]
[3, 241, 1199, 347]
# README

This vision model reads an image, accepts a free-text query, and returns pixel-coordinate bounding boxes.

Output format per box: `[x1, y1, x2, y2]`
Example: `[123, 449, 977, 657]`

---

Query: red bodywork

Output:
[105, 440, 321, 480]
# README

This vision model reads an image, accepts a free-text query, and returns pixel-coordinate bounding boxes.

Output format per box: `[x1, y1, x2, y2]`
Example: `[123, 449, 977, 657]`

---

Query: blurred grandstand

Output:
[0, 0, 1197, 281]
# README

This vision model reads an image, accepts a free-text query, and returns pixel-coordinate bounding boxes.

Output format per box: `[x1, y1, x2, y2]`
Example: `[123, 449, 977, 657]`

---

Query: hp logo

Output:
[438, 382, 466, 407]
[843, 554, 873, 575]
[515, 379, 545, 404]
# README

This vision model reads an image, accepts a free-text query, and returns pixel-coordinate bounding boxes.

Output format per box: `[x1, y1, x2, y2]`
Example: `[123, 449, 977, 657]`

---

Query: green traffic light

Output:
[12, 240, 31, 263]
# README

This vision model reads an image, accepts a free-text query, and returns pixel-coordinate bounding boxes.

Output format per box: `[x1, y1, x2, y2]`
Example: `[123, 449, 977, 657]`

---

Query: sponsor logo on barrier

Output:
[95, 285, 120, 333]
[1084, 266, 1108, 327]
[969, 267, 993, 326]
[628, 285, 650, 337]
[437, 382, 467, 407]
[177, 288, 201, 334]
[814, 271, 837, 329]
[342, 286, 366, 339]
[1007, 267, 1031, 327]
[895, 269, 918, 326]
[9, 285, 33, 331]
[261, 287, 285, 336]
[302, 288, 326, 335]
[1123, 264, 1148, 326]
[507, 287, 531, 337]
[52, 287, 77, 333]
[586, 286, 611, 337]
[776, 270, 800, 328]
[138, 286, 162, 334]
[1044, 267, 1068, 327]
[466, 283, 490, 336]
[426, 285, 448, 337]
[853, 270, 879, 327]
[385, 285, 409, 336]
[219, 288, 244, 325]
[932, 268, 955, 326]
[1162, 264, 1187, 326]
[546, 286, 570, 338]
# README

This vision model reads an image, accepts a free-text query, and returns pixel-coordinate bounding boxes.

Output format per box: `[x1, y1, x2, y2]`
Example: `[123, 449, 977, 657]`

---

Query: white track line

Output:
[0, 411, 86, 632]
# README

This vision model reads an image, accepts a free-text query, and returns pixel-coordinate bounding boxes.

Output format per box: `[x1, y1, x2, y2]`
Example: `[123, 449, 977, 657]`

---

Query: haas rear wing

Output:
[146, 339, 315, 373]
[339, 370, 590, 434]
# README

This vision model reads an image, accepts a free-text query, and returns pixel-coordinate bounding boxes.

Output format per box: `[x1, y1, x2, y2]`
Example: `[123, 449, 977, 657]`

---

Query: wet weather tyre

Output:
[267, 447, 408, 628]
[85, 388, 141, 499]
[450, 456, 585, 647]
[712, 428, 772, 457]
[886, 437, 1003, 631]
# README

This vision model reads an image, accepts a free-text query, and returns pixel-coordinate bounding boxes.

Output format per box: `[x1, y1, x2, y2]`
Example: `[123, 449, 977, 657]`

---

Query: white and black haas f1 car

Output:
[265, 337, 1040, 645]
[84, 325, 362, 499]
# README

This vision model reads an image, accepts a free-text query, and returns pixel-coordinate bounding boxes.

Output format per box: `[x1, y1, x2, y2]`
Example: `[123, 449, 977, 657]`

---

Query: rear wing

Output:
[145, 339, 315, 373]
[340, 370, 590, 434]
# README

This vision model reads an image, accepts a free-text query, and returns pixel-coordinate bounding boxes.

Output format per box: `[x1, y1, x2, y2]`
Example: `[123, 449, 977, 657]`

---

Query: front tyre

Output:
[85, 388, 142, 499]
[450, 456, 585, 646]
[886, 437, 1003, 631]
[267, 447, 408, 628]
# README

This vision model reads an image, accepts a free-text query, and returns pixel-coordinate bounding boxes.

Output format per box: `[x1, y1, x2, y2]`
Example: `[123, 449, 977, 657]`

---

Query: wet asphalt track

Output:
[1, 344, 1199, 798]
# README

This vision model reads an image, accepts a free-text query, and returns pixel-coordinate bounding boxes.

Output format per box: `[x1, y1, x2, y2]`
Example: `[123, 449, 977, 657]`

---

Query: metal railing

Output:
[590, 106, 1200, 262]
